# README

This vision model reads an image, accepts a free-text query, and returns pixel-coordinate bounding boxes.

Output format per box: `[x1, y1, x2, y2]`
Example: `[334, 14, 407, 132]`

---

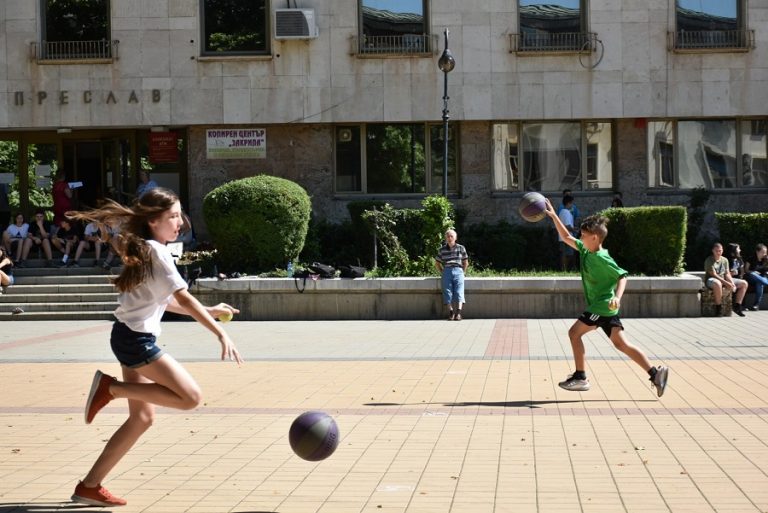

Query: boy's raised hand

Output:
[544, 198, 557, 217]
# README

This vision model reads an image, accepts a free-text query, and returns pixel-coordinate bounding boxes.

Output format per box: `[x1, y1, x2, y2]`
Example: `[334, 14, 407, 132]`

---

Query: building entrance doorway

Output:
[0, 129, 187, 228]
[64, 141, 101, 208]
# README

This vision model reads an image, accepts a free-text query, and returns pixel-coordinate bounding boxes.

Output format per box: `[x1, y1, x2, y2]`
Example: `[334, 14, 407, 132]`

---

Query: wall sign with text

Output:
[206, 129, 266, 159]
[149, 132, 179, 163]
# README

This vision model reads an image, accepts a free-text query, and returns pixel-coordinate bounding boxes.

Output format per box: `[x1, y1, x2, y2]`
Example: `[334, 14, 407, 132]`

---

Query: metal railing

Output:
[510, 32, 597, 54]
[669, 29, 755, 52]
[30, 40, 119, 62]
[350, 34, 438, 56]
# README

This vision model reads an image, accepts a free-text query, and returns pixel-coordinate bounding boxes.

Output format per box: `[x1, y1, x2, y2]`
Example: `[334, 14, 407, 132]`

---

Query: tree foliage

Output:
[204, 0, 267, 52]
[0, 141, 57, 216]
[44, 0, 109, 41]
[362, 195, 455, 275]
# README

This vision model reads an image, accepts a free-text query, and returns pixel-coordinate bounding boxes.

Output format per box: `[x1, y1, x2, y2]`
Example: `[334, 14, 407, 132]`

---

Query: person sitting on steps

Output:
[0, 247, 14, 293]
[20, 209, 54, 267]
[52, 217, 81, 268]
[71, 221, 106, 268]
[2, 212, 28, 265]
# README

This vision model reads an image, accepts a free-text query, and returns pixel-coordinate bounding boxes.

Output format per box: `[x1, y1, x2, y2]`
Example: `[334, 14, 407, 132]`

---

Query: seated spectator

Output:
[727, 243, 747, 280]
[0, 247, 14, 292]
[744, 243, 768, 311]
[20, 209, 54, 267]
[705, 242, 748, 317]
[71, 221, 112, 268]
[52, 218, 81, 267]
[2, 213, 29, 264]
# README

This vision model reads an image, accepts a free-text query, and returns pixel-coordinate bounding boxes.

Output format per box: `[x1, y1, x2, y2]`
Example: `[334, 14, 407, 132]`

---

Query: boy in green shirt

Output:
[544, 201, 669, 397]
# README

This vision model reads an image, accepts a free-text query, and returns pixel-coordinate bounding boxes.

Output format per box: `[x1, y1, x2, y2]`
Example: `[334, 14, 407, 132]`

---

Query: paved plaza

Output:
[1, 314, 767, 512]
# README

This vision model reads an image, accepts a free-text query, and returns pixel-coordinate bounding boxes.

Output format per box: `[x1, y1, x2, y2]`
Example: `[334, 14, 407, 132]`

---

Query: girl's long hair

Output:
[67, 187, 179, 293]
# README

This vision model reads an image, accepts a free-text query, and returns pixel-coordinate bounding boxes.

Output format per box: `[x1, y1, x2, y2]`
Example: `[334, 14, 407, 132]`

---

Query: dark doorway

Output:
[63, 141, 102, 209]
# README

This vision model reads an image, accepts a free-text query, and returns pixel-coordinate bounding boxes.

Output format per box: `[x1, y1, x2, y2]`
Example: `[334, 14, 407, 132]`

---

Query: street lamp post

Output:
[437, 28, 455, 197]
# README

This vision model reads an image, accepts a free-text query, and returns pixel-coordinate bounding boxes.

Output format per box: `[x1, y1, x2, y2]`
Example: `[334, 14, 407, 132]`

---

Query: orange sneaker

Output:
[84, 370, 115, 424]
[71, 481, 127, 507]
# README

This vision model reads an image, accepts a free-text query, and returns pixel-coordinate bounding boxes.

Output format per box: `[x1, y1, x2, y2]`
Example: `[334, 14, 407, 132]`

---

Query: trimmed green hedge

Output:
[716, 212, 768, 257]
[602, 206, 686, 275]
[454, 220, 564, 271]
[203, 175, 311, 272]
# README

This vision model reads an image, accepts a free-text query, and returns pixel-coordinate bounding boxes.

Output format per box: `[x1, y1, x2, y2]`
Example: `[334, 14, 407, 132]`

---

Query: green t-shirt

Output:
[575, 238, 628, 316]
[703, 255, 728, 278]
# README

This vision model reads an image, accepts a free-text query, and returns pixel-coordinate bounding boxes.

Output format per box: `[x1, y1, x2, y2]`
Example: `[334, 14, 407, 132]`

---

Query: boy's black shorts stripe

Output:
[578, 311, 623, 337]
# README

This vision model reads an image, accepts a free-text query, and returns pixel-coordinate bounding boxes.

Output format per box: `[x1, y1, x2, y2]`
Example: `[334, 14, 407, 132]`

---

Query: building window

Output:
[357, 0, 432, 55]
[647, 119, 767, 189]
[335, 123, 457, 195]
[492, 121, 613, 192]
[201, 0, 269, 55]
[515, 0, 591, 52]
[39, 0, 112, 60]
[648, 121, 675, 188]
[672, 0, 753, 51]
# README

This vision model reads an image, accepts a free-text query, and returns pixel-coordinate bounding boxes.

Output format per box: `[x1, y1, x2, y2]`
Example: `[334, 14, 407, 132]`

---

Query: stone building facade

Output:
[1, 1, 766, 236]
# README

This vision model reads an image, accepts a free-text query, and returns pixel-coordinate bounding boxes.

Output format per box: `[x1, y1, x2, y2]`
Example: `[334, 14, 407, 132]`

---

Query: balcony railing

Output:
[510, 32, 597, 54]
[350, 34, 438, 56]
[30, 40, 119, 62]
[669, 29, 755, 52]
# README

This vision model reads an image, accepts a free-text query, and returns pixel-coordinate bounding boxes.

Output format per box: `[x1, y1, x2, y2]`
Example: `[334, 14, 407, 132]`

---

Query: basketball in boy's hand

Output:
[519, 192, 547, 222]
[289, 411, 339, 461]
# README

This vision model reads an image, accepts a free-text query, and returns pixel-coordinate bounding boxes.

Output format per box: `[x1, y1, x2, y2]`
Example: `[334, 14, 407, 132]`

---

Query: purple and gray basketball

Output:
[518, 192, 547, 223]
[289, 411, 339, 461]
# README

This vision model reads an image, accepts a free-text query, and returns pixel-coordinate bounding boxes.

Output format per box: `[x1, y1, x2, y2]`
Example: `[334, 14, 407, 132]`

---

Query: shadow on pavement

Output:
[365, 399, 657, 408]
[0, 505, 275, 513]
[0, 503, 95, 512]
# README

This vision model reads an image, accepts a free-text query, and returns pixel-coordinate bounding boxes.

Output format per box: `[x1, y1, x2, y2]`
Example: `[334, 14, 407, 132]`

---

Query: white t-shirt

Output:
[84, 222, 100, 238]
[6, 223, 29, 239]
[558, 208, 574, 242]
[114, 240, 188, 335]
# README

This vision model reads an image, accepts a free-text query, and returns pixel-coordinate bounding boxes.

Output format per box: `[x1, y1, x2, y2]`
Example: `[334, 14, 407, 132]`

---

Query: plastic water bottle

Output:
[287, 261, 294, 278]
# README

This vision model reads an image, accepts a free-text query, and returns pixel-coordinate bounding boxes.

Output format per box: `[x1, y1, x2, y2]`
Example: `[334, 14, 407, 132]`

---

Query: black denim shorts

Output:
[110, 321, 164, 368]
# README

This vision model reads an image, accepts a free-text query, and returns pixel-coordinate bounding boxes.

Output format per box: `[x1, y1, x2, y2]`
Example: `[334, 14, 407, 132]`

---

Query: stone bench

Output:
[190, 274, 704, 321]
[686, 271, 768, 315]
[699, 286, 733, 317]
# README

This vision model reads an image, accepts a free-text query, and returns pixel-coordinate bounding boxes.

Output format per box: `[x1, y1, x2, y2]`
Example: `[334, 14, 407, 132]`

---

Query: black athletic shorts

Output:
[578, 311, 624, 337]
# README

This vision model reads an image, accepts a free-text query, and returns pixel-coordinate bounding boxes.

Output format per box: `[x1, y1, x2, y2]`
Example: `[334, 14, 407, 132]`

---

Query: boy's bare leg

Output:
[608, 328, 652, 372]
[567, 320, 595, 371]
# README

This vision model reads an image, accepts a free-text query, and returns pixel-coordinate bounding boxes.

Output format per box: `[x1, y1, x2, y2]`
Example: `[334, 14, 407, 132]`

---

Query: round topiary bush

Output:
[203, 175, 311, 272]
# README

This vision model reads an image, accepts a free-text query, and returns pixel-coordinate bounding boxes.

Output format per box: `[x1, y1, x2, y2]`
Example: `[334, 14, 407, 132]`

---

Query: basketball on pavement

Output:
[289, 411, 339, 461]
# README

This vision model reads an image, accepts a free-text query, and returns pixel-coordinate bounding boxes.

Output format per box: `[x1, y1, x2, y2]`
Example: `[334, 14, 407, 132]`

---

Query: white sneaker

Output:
[650, 366, 669, 397]
[558, 374, 591, 391]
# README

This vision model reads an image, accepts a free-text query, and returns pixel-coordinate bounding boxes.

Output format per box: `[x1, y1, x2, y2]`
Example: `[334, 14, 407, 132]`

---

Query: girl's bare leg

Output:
[82, 367, 155, 487]
[82, 354, 202, 485]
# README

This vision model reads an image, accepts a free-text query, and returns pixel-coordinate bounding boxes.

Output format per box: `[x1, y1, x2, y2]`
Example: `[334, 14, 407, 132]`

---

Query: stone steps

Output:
[2, 259, 119, 320]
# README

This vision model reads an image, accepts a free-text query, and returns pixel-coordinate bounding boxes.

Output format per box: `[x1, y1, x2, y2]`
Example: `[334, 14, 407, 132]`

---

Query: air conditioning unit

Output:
[274, 8, 319, 40]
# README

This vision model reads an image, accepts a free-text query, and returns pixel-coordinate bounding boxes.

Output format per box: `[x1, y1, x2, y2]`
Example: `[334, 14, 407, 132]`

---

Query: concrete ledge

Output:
[190, 274, 705, 321]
